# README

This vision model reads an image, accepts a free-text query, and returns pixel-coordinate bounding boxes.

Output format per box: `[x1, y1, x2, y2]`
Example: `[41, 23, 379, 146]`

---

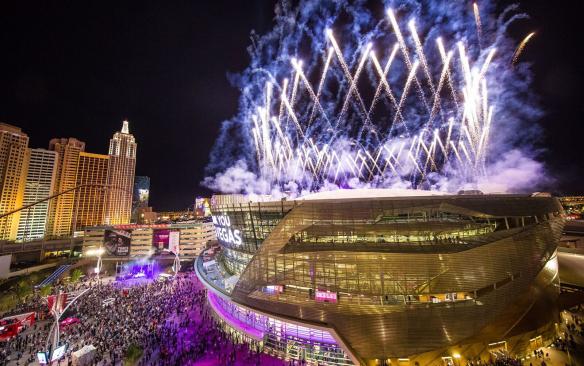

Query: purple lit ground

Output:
[139, 274, 287, 366]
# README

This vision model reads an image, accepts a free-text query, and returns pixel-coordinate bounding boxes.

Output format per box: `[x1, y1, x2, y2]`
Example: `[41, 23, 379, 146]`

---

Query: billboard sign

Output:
[138, 189, 149, 204]
[195, 197, 211, 217]
[37, 352, 48, 364]
[265, 285, 284, 294]
[103, 229, 131, 256]
[212, 214, 242, 246]
[152, 229, 170, 250]
[169, 231, 180, 254]
[51, 344, 67, 362]
[315, 290, 337, 303]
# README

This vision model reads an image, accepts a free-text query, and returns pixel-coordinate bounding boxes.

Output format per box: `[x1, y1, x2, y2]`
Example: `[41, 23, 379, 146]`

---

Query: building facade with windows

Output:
[47, 137, 85, 237]
[0, 123, 30, 241]
[82, 220, 215, 258]
[16, 148, 58, 241]
[197, 190, 565, 365]
[75, 152, 109, 228]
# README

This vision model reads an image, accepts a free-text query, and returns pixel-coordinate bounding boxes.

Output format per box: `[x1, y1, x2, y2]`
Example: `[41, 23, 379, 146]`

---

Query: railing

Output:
[0, 238, 84, 255]
[37, 265, 71, 287]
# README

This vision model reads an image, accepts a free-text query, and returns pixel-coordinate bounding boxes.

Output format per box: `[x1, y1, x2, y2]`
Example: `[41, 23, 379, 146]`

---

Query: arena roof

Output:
[297, 188, 449, 201]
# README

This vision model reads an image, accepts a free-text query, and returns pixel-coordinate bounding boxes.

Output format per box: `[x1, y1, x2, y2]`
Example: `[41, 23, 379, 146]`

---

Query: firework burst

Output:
[205, 1, 544, 195]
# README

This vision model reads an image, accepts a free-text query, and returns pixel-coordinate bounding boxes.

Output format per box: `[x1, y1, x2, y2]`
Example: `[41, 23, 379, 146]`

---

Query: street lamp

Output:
[172, 250, 180, 276]
[161, 248, 180, 276]
[86, 247, 105, 278]
[44, 288, 90, 361]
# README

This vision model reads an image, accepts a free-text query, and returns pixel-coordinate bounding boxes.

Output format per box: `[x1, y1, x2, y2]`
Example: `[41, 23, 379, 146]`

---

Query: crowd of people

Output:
[0, 271, 285, 366]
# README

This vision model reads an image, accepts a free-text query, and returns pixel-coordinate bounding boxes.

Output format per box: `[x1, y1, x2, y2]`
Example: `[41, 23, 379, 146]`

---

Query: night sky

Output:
[0, 1, 581, 210]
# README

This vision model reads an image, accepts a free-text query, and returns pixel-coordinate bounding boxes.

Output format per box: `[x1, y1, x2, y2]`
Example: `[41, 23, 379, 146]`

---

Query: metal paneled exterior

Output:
[208, 194, 564, 363]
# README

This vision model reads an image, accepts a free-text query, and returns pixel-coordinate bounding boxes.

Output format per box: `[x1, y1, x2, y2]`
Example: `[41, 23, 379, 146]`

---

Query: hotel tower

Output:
[16, 148, 58, 241]
[0, 123, 29, 240]
[47, 138, 85, 237]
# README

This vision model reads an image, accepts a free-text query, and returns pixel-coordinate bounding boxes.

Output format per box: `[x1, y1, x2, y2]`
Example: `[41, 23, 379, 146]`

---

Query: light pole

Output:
[162, 249, 180, 276]
[172, 250, 180, 276]
[86, 247, 105, 278]
[44, 287, 91, 359]
[68, 191, 81, 258]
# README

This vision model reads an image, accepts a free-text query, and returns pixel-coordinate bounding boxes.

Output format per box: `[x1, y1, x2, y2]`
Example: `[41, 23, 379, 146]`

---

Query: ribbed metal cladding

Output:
[212, 194, 564, 362]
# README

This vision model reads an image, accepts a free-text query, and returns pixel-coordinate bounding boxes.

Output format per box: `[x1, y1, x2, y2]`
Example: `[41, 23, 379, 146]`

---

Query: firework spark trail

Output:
[410, 20, 450, 133]
[392, 61, 420, 128]
[337, 42, 373, 128]
[459, 141, 472, 166]
[473, 2, 483, 49]
[427, 51, 453, 127]
[381, 146, 399, 176]
[512, 32, 535, 65]
[445, 117, 454, 155]
[288, 66, 302, 129]
[435, 129, 447, 156]
[408, 151, 423, 175]
[409, 20, 437, 94]
[368, 44, 401, 121]
[326, 30, 372, 127]
[270, 117, 292, 155]
[419, 137, 437, 174]
[277, 78, 288, 127]
[308, 47, 334, 125]
[291, 59, 332, 131]
[281, 90, 305, 140]
[387, 8, 432, 114]
[252, 127, 261, 166]
[369, 46, 410, 138]
[437, 38, 460, 110]
[449, 141, 463, 164]
[476, 105, 494, 167]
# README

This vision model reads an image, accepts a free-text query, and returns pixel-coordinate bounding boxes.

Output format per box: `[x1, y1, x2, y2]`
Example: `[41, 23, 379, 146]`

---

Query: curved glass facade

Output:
[207, 292, 352, 365]
[197, 191, 565, 365]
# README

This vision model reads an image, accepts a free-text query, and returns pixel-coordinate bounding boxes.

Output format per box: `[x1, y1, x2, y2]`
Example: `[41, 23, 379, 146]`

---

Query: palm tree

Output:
[14, 279, 31, 301]
[39, 284, 53, 297]
[70, 269, 83, 283]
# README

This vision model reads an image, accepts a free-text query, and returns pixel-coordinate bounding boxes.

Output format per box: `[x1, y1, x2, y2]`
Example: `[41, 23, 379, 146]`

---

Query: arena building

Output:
[195, 189, 565, 365]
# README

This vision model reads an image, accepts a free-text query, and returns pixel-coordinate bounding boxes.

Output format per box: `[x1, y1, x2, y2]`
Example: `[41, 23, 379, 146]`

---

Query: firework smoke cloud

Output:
[203, 0, 545, 196]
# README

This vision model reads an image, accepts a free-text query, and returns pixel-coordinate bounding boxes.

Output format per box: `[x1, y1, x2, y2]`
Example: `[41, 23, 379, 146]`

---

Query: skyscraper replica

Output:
[16, 149, 58, 241]
[105, 121, 136, 225]
[0, 123, 29, 240]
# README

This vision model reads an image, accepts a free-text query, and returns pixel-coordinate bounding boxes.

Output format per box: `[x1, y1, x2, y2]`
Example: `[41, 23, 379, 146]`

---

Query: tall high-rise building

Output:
[47, 138, 85, 237]
[105, 121, 136, 225]
[75, 152, 109, 228]
[131, 176, 150, 222]
[16, 149, 58, 242]
[0, 123, 29, 240]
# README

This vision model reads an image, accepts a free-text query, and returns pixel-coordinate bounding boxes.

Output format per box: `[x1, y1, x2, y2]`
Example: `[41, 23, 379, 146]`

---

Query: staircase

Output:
[37, 265, 71, 287]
